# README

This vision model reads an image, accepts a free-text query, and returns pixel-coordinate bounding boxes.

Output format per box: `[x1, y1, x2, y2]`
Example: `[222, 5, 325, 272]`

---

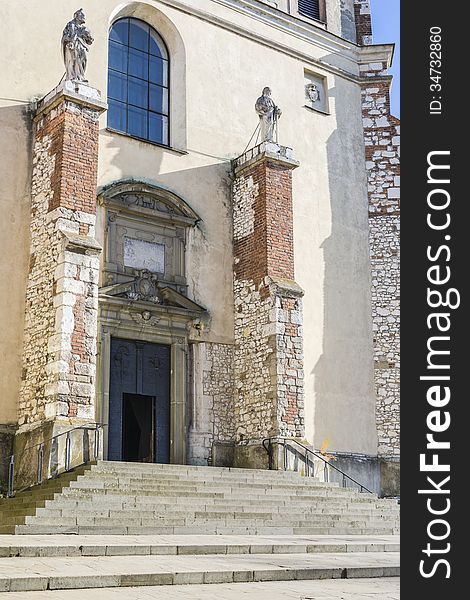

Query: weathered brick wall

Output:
[361, 64, 400, 457]
[233, 161, 295, 286]
[232, 152, 304, 443]
[354, 0, 373, 45]
[19, 88, 103, 428]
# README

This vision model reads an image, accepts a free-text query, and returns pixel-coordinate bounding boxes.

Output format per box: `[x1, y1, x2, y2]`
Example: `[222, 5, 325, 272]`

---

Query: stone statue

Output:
[62, 8, 94, 82]
[306, 83, 320, 104]
[255, 87, 282, 143]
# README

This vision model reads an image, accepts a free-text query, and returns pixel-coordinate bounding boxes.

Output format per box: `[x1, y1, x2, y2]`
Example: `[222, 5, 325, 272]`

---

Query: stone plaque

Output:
[124, 237, 165, 273]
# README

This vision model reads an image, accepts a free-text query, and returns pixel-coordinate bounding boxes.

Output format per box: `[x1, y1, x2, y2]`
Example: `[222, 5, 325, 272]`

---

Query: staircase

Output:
[0, 461, 399, 536]
[0, 462, 399, 596]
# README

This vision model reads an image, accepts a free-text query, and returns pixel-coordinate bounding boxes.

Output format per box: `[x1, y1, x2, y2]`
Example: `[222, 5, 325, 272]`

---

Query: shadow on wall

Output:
[0, 104, 33, 432]
[312, 70, 377, 457]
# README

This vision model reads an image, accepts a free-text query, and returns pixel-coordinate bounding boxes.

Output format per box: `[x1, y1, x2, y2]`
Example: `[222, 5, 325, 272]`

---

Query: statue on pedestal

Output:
[255, 87, 282, 143]
[62, 8, 94, 82]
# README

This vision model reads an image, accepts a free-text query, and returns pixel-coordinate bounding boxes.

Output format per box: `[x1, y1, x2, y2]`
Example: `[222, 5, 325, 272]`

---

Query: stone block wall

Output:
[188, 342, 235, 465]
[203, 343, 235, 444]
[360, 63, 400, 458]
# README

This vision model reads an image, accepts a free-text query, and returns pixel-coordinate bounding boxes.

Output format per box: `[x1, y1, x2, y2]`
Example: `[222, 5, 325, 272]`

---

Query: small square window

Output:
[304, 71, 329, 114]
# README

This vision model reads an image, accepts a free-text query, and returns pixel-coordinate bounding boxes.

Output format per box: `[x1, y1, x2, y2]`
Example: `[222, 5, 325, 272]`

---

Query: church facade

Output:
[0, 0, 399, 495]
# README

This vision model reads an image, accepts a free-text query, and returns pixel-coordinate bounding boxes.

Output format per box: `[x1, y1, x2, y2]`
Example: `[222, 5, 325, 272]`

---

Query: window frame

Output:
[107, 17, 171, 148]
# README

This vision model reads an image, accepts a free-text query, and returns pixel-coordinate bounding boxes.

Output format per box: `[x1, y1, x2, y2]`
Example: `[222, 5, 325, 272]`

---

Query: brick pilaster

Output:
[19, 82, 106, 433]
[232, 143, 305, 447]
[354, 0, 373, 46]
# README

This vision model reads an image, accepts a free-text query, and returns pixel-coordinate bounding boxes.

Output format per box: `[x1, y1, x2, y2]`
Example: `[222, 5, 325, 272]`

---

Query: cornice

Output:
[152, 0, 364, 81]
[357, 43, 395, 68]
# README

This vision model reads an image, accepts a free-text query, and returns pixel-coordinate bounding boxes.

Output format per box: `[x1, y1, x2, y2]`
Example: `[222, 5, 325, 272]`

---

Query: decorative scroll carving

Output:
[119, 194, 178, 215]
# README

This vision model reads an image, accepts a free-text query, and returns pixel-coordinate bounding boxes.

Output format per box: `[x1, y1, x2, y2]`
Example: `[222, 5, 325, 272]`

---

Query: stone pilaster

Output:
[359, 49, 400, 493]
[16, 82, 106, 469]
[231, 143, 304, 466]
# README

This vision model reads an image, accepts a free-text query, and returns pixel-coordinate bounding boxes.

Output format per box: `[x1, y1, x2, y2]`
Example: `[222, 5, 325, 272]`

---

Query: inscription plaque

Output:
[124, 237, 165, 273]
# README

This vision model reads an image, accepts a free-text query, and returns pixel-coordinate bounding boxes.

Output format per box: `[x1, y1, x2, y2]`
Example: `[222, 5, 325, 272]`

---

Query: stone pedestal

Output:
[231, 143, 305, 467]
[15, 81, 106, 485]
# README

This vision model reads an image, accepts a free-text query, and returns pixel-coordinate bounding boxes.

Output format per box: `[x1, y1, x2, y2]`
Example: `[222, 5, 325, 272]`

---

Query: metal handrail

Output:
[2, 423, 106, 498]
[262, 437, 373, 494]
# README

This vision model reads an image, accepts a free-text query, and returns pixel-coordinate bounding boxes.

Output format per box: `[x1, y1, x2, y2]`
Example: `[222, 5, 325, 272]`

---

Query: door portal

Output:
[109, 339, 171, 463]
[122, 394, 155, 462]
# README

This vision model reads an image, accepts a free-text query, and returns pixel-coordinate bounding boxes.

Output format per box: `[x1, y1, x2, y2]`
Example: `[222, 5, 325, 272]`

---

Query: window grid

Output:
[108, 18, 170, 146]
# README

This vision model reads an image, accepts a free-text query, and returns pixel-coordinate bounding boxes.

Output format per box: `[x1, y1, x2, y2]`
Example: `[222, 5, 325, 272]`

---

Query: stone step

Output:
[0, 551, 400, 591]
[82, 473, 340, 487]
[0, 505, 399, 525]
[61, 486, 377, 501]
[0, 578, 402, 599]
[1, 505, 398, 522]
[18, 511, 398, 527]
[1, 523, 400, 536]
[8, 524, 399, 536]
[0, 533, 400, 558]
[65, 482, 369, 498]
[48, 495, 398, 509]
[92, 461, 312, 477]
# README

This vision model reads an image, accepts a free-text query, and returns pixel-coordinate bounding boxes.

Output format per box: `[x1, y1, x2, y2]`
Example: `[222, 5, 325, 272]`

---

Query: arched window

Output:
[108, 18, 169, 146]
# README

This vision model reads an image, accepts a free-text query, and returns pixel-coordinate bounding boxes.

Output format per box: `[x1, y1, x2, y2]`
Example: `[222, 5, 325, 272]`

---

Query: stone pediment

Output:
[99, 270, 206, 314]
[98, 180, 200, 227]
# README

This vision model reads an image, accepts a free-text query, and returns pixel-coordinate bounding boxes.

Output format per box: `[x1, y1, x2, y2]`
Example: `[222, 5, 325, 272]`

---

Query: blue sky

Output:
[370, 0, 400, 117]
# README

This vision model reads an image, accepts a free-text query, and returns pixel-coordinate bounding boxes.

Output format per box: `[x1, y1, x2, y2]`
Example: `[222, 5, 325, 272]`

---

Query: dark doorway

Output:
[109, 339, 171, 463]
[122, 394, 155, 462]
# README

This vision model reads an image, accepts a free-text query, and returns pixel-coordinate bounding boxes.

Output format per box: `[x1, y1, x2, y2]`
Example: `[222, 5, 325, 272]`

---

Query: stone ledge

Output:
[266, 276, 304, 298]
[61, 232, 102, 255]
[233, 143, 299, 175]
[35, 81, 107, 119]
